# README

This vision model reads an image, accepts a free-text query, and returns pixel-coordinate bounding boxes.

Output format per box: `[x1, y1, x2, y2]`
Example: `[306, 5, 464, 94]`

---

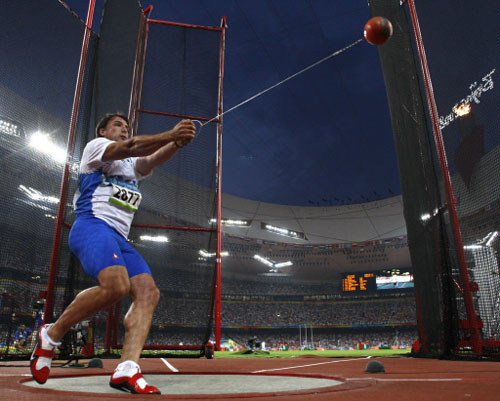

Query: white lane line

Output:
[0, 374, 32, 377]
[347, 378, 463, 382]
[252, 357, 372, 373]
[160, 358, 179, 372]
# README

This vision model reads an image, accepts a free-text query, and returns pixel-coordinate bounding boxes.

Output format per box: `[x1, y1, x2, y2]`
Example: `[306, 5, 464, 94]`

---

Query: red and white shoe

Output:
[30, 324, 58, 384]
[109, 371, 161, 394]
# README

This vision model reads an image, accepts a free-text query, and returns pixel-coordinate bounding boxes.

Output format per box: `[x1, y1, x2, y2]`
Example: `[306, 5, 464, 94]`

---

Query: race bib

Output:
[109, 183, 142, 212]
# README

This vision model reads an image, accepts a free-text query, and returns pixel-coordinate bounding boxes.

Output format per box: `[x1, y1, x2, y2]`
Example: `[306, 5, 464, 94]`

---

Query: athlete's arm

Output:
[101, 120, 195, 162]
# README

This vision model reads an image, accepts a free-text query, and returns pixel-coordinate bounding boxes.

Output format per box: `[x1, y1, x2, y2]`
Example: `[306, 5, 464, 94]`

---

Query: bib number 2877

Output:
[109, 183, 142, 212]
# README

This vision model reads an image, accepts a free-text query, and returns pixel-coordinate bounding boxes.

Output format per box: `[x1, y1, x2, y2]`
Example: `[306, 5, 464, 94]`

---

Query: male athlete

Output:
[30, 114, 196, 394]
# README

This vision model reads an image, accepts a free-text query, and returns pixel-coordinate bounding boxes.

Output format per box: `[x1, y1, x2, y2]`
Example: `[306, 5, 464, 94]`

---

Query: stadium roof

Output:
[221, 193, 406, 244]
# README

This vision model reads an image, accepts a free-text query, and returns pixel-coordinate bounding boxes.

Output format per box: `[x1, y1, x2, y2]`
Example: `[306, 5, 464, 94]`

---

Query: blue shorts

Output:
[69, 216, 152, 280]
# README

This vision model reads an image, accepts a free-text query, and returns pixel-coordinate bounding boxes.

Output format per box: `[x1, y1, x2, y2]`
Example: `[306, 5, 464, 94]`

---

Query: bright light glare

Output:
[254, 254, 274, 267]
[140, 235, 168, 242]
[264, 223, 301, 239]
[274, 261, 293, 268]
[254, 254, 292, 268]
[199, 250, 229, 257]
[485, 231, 498, 247]
[420, 213, 431, 222]
[29, 131, 66, 163]
[19, 185, 59, 204]
[210, 218, 249, 226]
[464, 245, 482, 250]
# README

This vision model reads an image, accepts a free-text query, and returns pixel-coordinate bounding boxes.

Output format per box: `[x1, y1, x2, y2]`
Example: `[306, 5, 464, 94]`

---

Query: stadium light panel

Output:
[274, 261, 293, 268]
[210, 218, 251, 226]
[254, 255, 292, 268]
[140, 235, 168, 242]
[199, 249, 228, 257]
[29, 131, 66, 163]
[261, 222, 307, 240]
[420, 213, 431, 222]
[0, 119, 22, 137]
[253, 254, 274, 267]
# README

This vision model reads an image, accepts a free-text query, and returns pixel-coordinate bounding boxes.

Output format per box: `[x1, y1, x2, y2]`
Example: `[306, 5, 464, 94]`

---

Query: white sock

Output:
[113, 360, 141, 378]
[35, 324, 60, 371]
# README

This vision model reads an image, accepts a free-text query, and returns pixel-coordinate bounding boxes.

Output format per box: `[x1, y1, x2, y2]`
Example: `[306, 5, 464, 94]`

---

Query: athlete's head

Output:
[95, 113, 130, 141]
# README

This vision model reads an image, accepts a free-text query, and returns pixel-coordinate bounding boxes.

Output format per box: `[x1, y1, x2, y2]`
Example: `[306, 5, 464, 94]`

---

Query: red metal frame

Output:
[45, 5, 226, 353]
[148, 19, 223, 32]
[132, 15, 150, 137]
[214, 16, 227, 351]
[132, 223, 213, 232]
[407, 0, 482, 353]
[123, 15, 227, 353]
[137, 109, 219, 123]
[44, 0, 96, 324]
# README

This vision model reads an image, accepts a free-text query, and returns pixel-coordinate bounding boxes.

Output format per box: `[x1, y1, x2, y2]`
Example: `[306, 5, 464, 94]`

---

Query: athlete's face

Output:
[100, 116, 129, 141]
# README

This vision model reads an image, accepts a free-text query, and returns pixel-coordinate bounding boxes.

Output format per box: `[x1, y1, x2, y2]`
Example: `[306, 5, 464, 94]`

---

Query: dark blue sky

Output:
[67, 0, 400, 206]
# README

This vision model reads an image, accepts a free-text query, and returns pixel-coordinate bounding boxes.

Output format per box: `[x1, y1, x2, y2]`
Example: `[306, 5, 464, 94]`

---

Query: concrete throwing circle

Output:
[23, 373, 343, 395]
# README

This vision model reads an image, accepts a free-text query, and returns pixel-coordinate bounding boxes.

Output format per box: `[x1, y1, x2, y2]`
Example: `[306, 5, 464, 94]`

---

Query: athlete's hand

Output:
[172, 119, 196, 147]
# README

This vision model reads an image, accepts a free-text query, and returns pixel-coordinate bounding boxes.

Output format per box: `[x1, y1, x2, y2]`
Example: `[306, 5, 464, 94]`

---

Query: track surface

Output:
[1, 355, 499, 400]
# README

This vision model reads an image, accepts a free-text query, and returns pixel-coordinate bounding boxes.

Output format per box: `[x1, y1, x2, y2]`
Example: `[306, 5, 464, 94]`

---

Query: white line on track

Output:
[252, 356, 372, 373]
[160, 358, 179, 372]
[347, 378, 463, 382]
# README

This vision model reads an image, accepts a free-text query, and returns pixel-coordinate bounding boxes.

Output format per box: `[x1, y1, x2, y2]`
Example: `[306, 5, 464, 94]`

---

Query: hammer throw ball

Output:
[364, 16, 393, 46]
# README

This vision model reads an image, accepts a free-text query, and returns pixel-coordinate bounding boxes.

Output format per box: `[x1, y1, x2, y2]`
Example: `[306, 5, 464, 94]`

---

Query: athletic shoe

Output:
[109, 371, 161, 394]
[30, 324, 58, 384]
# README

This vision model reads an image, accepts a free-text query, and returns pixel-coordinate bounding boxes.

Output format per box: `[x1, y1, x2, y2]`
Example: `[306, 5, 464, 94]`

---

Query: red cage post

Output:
[406, 0, 482, 353]
[44, 0, 96, 324]
[214, 16, 227, 351]
[125, 16, 226, 353]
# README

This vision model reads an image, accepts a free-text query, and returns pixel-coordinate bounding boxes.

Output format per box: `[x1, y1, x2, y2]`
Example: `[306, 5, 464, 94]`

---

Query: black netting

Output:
[0, 0, 97, 358]
[370, 0, 500, 356]
[139, 23, 222, 119]
[409, 1, 500, 353]
[115, 20, 223, 352]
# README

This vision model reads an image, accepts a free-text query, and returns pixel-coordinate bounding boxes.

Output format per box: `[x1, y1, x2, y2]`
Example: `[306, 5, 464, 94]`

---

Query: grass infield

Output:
[214, 348, 411, 358]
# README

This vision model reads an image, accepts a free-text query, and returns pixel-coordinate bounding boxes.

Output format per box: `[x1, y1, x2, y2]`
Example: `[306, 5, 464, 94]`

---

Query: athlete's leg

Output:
[47, 265, 130, 342]
[120, 273, 160, 363]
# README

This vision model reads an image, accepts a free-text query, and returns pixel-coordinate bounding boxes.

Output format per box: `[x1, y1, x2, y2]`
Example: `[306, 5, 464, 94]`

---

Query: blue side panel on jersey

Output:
[75, 170, 103, 216]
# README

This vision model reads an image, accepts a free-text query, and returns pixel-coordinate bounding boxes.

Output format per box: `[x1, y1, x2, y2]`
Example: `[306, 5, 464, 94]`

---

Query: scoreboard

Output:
[341, 269, 414, 293]
[341, 272, 376, 292]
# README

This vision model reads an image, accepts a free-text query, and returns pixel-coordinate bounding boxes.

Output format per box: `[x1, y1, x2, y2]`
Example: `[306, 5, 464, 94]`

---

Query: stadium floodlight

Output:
[464, 244, 483, 250]
[0, 118, 22, 137]
[420, 213, 431, 222]
[274, 261, 293, 268]
[140, 235, 168, 242]
[420, 208, 439, 222]
[199, 250, 229, 257]
[254, 254, 274, 267]
[209, 218, 250, 226]
[29, 131, 66, 163]
[254, 255, 292, 268]
[261, 222, 307, 240]
[484, 231, 498, 247]
[19, 185, 59, 204]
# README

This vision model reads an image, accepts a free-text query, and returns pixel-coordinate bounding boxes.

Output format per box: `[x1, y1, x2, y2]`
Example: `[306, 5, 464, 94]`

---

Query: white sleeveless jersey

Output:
[73, 137, 149, 238]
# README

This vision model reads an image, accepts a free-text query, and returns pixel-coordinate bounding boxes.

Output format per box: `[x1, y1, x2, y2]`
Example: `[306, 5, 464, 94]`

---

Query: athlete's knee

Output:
[135, 283, 160, 308]
[107, 279, 131, 301]
[98, 266, 131, 302]
[143, 284, 160, 307]
[150, 285, 160, 306]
